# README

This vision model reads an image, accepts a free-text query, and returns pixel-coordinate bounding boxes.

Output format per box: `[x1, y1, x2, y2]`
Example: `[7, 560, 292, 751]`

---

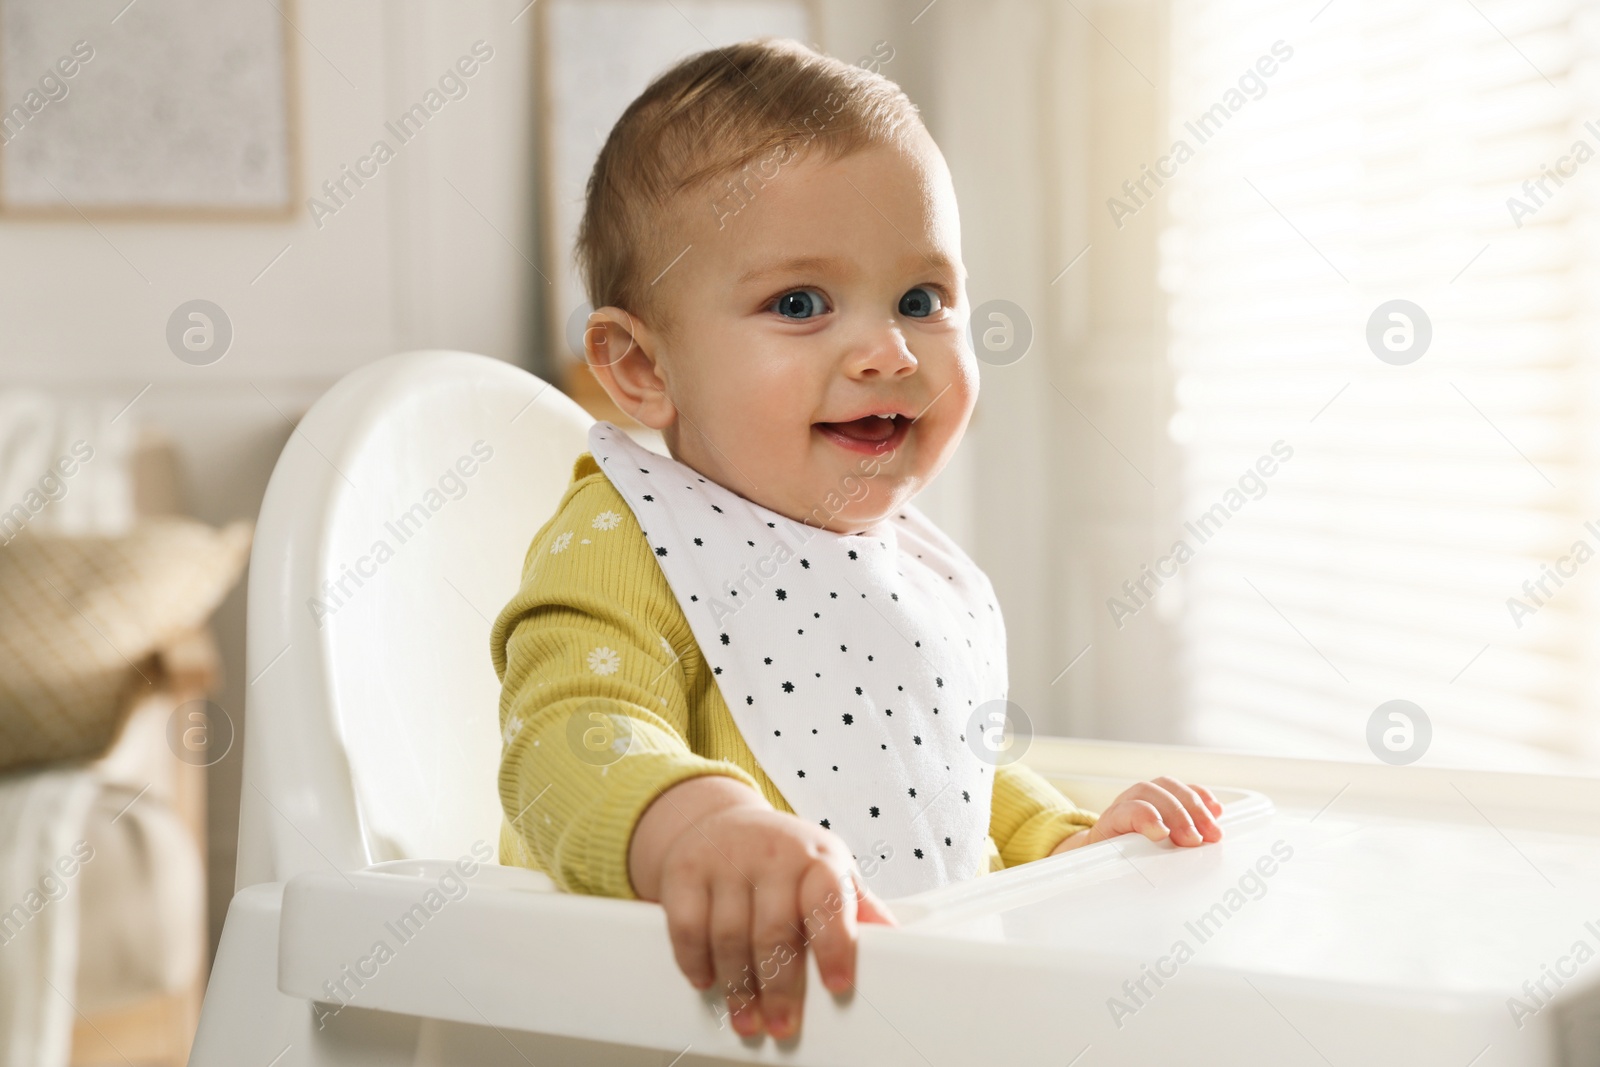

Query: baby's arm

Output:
[990, 761, 1103, 868]
[491, 481, 762, 899]
[988, 766, 1223, 861]
[495, 592, 757, 898]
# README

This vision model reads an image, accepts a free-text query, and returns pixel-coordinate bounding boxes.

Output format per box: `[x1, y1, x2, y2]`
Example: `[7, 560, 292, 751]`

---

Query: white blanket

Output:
[0, 767, 99, 1067]
[0, 388, 133, 1065]
[0, 388, 134, 540]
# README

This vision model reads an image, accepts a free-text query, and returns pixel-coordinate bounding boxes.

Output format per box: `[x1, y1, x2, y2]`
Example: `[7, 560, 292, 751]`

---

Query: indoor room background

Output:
[1, 0, 1585, 1020]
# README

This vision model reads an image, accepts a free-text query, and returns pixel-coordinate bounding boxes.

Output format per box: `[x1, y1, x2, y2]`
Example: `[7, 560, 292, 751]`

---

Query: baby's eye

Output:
[771, 289, 828, 320]
[899, 287, 944, 318]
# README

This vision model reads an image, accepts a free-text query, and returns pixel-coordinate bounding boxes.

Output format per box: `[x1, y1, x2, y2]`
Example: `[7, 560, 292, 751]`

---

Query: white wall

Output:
[3, 0, 538, 382]
[1, 0, 540, 957]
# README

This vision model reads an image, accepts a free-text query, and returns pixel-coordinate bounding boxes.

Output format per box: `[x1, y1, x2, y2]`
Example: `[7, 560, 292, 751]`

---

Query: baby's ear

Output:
[582, 305, 674, 429]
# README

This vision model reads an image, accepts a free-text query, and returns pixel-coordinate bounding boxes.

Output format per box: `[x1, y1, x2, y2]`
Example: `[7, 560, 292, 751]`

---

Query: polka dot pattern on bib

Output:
[589, 421, 1009, 900]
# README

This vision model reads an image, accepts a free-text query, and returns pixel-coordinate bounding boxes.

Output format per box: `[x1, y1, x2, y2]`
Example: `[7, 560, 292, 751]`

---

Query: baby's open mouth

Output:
[813, 413, 910, 454]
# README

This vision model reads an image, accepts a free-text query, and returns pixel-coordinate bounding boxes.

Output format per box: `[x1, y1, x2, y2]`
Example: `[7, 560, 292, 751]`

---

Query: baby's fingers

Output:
[750, 880, 806, 1039]
[709, 878, 761, 1036]
[1153, 776, 1224, 843]
[1108, 797, 1171, 842]
[1135, 782, 1203, 846]
[1114, 784, 1199, 845]
[1192, 782, 1224, 817]
[800, 870, 889, 1004]
[854, 880, 897, 927]
[661, 877, 714, 989]
[802, 865, 866, 997]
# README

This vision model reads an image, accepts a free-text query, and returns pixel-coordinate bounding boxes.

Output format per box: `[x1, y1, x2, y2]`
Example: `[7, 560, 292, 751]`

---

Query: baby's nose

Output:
[847, 328, 918, 377]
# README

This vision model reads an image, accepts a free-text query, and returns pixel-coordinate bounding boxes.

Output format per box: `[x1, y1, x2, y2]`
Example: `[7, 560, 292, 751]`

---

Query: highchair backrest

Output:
[236, 351, 595, 889]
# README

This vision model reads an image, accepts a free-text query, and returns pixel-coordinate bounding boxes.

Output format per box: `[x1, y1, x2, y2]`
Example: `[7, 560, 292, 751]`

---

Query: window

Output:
[1159, 0, 1598, 772]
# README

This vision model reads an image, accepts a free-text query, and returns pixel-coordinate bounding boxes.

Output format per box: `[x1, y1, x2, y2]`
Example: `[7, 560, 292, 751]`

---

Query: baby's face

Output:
[597, 125, 976, 534]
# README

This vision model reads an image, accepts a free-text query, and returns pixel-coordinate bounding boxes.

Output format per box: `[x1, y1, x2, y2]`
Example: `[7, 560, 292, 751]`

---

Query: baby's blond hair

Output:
[574, 37, 921, 338]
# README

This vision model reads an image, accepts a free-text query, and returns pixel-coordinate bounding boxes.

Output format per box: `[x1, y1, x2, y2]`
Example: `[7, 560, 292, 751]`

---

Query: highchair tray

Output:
[273, 764, 1600, 1066]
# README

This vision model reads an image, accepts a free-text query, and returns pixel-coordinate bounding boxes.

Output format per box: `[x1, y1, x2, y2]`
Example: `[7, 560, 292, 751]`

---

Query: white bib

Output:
[589, 421, 1008, 900]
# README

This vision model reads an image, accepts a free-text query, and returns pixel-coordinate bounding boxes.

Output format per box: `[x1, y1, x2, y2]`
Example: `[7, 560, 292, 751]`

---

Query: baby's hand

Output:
[628, 775, 896, 1041]
[1050, 776, 1223, 855]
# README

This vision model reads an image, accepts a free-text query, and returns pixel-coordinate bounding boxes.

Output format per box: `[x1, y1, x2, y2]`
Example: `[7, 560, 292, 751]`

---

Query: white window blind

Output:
[1160, 0, 1600, 772]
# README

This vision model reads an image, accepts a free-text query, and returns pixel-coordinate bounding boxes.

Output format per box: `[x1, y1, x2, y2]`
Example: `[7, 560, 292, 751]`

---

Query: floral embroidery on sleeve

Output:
[502, 714, 523, 746]
[587, 646, 621, 675]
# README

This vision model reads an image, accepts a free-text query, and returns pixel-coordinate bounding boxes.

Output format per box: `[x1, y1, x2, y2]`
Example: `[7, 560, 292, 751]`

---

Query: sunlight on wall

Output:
[1161, 0, 1600, 772]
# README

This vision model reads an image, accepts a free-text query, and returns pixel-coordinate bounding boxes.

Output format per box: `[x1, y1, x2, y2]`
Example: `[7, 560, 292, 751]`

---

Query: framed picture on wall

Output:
[534, 0, 819, 415]
[0, 0, 298, 218]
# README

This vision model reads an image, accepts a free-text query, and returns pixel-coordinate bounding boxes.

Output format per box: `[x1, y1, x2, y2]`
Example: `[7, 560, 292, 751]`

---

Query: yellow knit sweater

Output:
[491, 451, 1099, 901]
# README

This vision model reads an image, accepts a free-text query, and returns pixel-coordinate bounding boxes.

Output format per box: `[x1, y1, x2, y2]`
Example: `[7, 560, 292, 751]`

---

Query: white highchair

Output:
[190, 350, 1600, 1066]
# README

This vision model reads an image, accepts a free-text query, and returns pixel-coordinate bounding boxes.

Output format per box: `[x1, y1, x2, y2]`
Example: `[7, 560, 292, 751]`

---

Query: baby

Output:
[490, 37, 1223, 1042]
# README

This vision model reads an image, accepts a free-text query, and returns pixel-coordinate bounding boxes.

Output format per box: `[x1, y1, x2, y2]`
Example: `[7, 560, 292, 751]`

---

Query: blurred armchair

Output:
[0, 397, 249, 1067]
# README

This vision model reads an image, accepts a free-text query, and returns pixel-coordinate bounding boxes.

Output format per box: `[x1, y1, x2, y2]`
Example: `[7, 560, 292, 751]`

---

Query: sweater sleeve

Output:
[491, 467, 762, 900]
[988, 761, 1100, 869]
